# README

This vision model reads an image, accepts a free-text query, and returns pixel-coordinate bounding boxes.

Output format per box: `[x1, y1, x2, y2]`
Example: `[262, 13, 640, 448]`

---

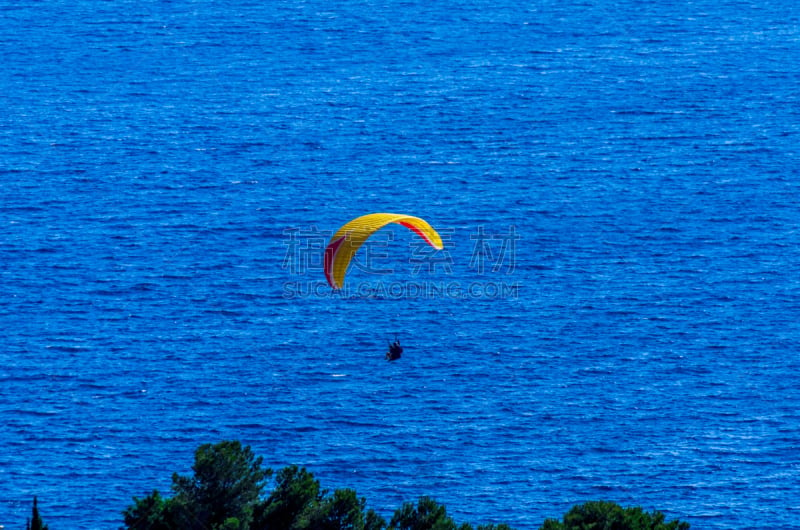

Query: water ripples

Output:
[3, 0, 800, 528]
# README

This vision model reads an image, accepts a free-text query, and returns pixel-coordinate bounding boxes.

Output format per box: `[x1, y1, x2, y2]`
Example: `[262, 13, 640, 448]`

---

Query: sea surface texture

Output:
[2, 1, 799, 528]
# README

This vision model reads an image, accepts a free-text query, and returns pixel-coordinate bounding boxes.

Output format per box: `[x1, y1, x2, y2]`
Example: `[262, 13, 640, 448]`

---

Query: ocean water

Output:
[2, 0, 800, 528]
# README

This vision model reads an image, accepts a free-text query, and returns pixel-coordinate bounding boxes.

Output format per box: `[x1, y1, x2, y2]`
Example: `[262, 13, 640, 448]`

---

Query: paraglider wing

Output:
[324, 212, 444, 289]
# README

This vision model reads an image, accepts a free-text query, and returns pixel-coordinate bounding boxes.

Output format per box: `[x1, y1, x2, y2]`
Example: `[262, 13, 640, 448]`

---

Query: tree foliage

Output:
[253, 465, 321, 529]
[294, 488, 384, 530]
[124, 441, 271, 530]
[539, 501, 690, 530]
[27, 496, 49, 530]
[389, 497, 456, 530]
[120, 440, 690, 530]
[171, 440, 270, 529]
[122, 490, 170, 530]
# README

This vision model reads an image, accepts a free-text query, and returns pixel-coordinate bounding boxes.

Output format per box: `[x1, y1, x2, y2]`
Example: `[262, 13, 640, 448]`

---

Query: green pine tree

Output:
[389, 497, 457, 530]
[540, 501, 689, 530]
[30, 496, 49, 530]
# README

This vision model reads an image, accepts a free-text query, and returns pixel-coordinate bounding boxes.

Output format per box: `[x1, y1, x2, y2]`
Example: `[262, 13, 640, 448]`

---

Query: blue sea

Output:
[2, 1, 799, 528]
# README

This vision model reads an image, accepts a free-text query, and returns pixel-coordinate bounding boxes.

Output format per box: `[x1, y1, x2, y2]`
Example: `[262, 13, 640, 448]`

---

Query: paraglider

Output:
[323, 212, 443, 289]
[386, 338, 403, 361]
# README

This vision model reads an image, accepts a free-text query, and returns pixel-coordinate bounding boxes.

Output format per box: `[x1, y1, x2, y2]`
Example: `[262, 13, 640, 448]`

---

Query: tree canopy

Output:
[123, 441, 270, 530]
[117, 441, 690, 530]
[27, 496, 49, 530]
[540, 501, 690, 530]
